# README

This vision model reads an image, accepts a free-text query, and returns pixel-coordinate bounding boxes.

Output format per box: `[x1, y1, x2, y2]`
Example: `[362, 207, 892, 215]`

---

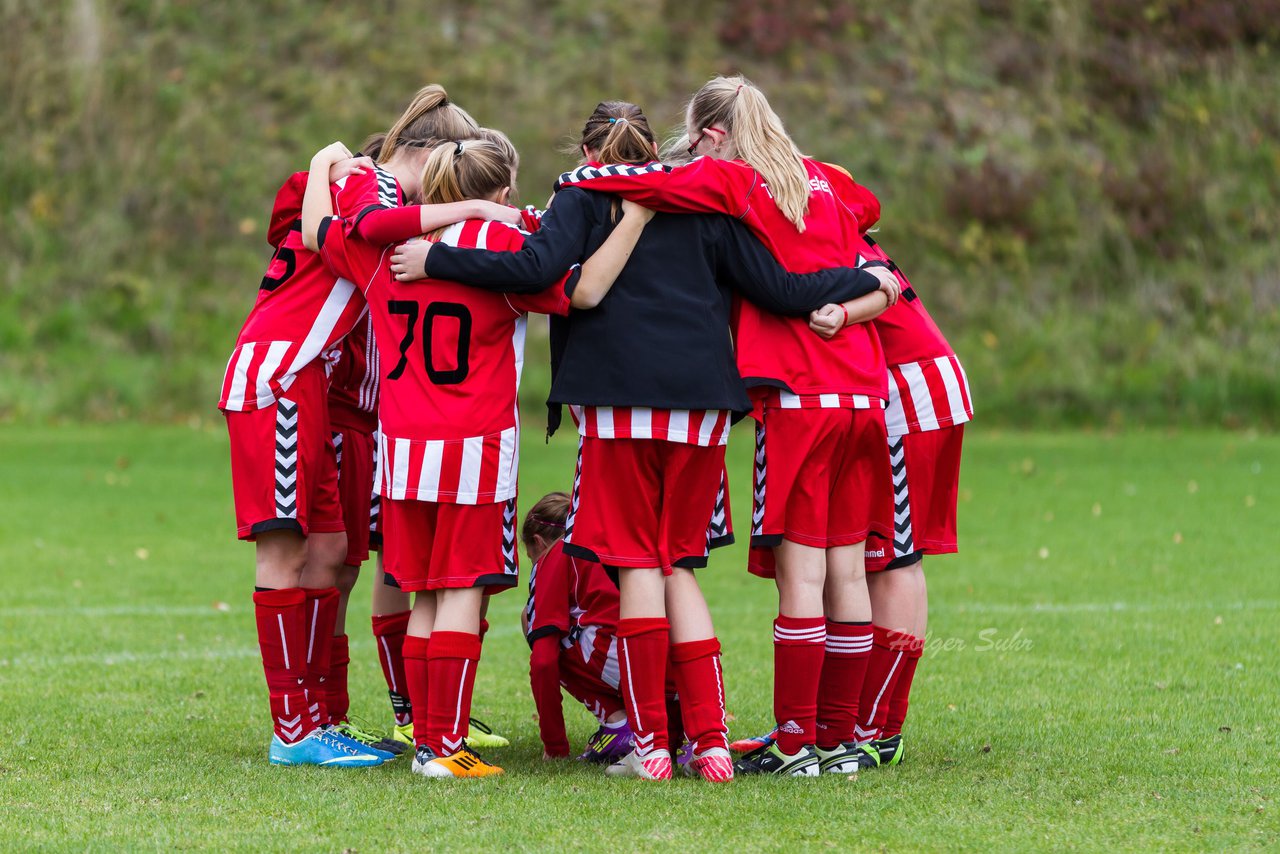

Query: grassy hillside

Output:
[3, 0, 1278, 424]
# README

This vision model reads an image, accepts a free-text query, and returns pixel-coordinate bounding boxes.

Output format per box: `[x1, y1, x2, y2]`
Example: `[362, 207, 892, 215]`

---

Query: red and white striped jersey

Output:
[327, 311, 380, 433]
[219, 168, 400, 412]
[525, 538, 620, 646]
[756, 388, 886, 412]
[886, 355, 972, 436]
[567, 406, 732, 447]
[821, 163, 975, 436]
[318, 216, 576, 504]
[555, 156, 888, 403]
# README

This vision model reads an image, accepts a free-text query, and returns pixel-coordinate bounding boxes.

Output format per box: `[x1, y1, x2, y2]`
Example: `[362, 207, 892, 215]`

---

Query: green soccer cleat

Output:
[393, 722, 414, 747]
[465, 716, 510, 749]
[334, 720, 406, 757]
[732, 742, 820, 777]
[866, 734, 904, 767]
[814, 741, 880, 774]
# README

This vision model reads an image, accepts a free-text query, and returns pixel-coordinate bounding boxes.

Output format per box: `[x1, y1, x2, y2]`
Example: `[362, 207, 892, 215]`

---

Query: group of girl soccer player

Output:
[220, 74, 972, 781]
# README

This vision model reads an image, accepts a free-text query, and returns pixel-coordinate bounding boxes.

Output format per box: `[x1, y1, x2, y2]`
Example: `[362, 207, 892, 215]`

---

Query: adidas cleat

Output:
[322, 725, 397, 761]
[605, 748, 673, 780]
[733, 742, 820, 777]
[815, 742, 880, 774]
[393, 722, 414, 747]
[334, 720, 406, 757]
[685, 747, 734, 783]
[577, 722, 634, 764]
[269, 728, 391, 767]
[729, 728, 777, 754]
[410, 744, 439, 776]
[866, 734, 904, 767]
[417, 746, 504, 778]
[465, 716, 510, 749]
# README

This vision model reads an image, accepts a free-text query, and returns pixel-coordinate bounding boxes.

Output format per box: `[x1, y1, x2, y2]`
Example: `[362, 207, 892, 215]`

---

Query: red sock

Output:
[855, 626, 913, 742]
[403, 635, 430, 747]
[617, 617, 670, 756]
[478, 618, 490, 643]
[371, 610, 412, 726]
[252, 588, 315, 743]
[815, 621, 873, 748]
[773, 615, 826, 754]
[301, 587, 339, 727]
[882, 634, 925, 738]
[326, 633, 350, 725]
[671, 638, 728, 754]
[425, 631, 482, 755]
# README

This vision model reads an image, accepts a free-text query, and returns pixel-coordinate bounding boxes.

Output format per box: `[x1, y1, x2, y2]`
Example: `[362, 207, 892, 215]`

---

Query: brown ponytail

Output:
[687, 75, 811, 231]
[378, 84, 479, 164]
[522, 492, 571, 553]
[579, 101, 657, 166]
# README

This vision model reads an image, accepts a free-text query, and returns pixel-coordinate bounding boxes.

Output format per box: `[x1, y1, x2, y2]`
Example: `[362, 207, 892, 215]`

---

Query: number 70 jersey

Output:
[317, 216, 576, 505]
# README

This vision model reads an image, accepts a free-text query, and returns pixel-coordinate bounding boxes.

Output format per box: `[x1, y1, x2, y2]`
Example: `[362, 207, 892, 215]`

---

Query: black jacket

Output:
[425, 187, 883, 432]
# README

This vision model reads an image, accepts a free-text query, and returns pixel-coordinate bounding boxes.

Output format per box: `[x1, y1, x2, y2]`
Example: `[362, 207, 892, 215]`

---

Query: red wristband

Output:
[840, 304, 849, 327]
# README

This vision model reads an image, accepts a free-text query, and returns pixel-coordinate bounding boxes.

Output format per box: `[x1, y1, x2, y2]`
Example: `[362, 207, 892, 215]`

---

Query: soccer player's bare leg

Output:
[609, 567, 673, 779]
[371, 558, 413, 734]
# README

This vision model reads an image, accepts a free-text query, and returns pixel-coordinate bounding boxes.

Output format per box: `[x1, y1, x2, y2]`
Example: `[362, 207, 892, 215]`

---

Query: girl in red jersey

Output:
[220, 83, 497, 767]
[390, 101, 897, 782]
[520, 493, 637, 764]
[548, 77, 901, 776]
[301, 135, 649, 778]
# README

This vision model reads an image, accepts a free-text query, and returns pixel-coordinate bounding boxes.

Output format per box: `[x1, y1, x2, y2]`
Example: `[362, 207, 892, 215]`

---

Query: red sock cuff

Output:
[670, 637, 721, 663]
[618, 617, 670, 638]
[302, 586, 340, 602]
[872, 624, 895, 647]
[825, 621, 872, 637]
[403, 635, 430, 661]
[886, 629, 923, 654]
[427, 631, 481, 661]
[774, 615, 826, 645]
[479, 619, 490, 641]
[331, 633, 350, 661]
[906, 636, 925, 658]
[371, 610, 411, 634]
[253, 588, 305, 608]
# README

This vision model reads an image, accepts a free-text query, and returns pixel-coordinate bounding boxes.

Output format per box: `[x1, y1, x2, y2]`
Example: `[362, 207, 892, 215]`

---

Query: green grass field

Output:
[1, 423, 1276, 851]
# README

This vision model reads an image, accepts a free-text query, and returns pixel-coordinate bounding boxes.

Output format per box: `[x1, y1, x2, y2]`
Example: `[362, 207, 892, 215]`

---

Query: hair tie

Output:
[735, 84, 744, 95]
[454, 141, 464, 157]
[609, 117, 628, 126]
[528, 515, 566, 528]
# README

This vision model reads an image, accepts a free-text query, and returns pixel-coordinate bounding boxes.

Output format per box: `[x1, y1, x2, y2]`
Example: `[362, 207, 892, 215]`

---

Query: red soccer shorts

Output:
[225, 362, 344, 541]
[563, 623, 621, 691]
[330, 423, 377, 566]
[866, 424, 965, 572]
[564, 438, 728, 573]
[750, 407, 892, 553]
[382, 497, 519, 592]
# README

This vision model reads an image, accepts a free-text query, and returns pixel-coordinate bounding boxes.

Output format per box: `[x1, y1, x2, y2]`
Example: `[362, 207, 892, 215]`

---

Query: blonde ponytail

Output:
[378, 84, 479, 164]
[418, 139, 515, 214]
[688, 75, 811, 231]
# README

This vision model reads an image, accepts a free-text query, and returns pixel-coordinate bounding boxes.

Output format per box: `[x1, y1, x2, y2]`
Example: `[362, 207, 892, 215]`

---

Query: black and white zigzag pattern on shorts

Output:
[889, 436, 914, 557]
[502, 498, 519, 575]
[705, 468, 729, 548]
[275, 400, 299, 519]
[331, 431, 344, 479]
[751, 422, 767, 538]
[564, 437, 584, 541]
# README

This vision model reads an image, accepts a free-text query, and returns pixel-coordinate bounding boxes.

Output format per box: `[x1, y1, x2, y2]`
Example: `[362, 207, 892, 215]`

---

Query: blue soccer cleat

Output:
[269, 727, 393, 767]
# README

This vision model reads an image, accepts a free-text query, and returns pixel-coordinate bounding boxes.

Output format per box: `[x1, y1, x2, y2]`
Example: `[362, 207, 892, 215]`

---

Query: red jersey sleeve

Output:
[525, 543, 573, 645]
[332, 167, 403, 234]
[316, 216, 386, 296]
[554, 157, 754, 218]
[529, 635, 571, 756]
